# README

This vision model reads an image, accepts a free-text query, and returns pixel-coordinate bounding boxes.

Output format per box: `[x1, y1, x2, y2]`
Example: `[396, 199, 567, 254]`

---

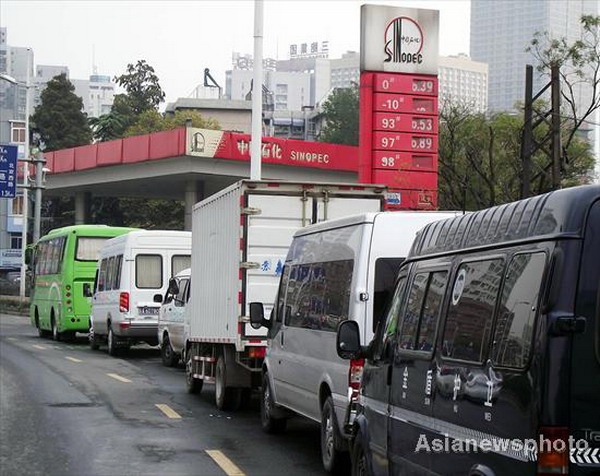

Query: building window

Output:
[11, 122, 26, 143]
[10, 234, 22, 249]
[11, 196, 23, 215]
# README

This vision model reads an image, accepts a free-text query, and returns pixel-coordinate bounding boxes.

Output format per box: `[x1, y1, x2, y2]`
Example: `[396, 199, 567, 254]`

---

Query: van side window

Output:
[175, 278, 189, 307]
[492, 253, 546, 368]
[172, 255, 191, 277]
[106, 257, 115, 291]
[372, 275, 407, 359]
[98, 259, 108, 292]
[286, 260, 354, 332]
[398, 271, 448, 352]
[275, 265, 290, 323]
[442, 259, 504, 362]
[113, 255, 123, 289]
[136, 254, 163, 289]
[373, 258, 405, 333]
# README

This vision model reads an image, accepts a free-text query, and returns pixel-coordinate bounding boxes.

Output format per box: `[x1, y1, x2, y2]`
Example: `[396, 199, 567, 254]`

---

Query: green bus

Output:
[30, 225, 137, 340]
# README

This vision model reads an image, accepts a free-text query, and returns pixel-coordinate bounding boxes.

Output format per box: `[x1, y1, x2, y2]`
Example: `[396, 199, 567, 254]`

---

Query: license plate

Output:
[138, 306, 159, 316]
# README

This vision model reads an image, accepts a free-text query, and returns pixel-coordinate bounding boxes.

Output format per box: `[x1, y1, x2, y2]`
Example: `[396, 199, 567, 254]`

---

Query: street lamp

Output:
[0, 51, 32, 301]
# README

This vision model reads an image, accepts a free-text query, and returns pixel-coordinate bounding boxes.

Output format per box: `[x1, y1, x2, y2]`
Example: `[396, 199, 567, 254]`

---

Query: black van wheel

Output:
[185, 352, 203, 394]
[215, 356, 241, 411]
[321, 396, 348, 473]
[351, 431, 372, 476]
[260, 372, 287, 433]
[161, 335, 178, 367]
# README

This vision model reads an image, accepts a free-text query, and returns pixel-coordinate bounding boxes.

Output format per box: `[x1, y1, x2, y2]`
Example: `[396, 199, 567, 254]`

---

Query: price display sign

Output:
[374, 74, 438, 96]
[373, 132, 438, 153]
[373, 93, 438, 115]
[372, 151, 436, 170]
[373, 113, 438, 134]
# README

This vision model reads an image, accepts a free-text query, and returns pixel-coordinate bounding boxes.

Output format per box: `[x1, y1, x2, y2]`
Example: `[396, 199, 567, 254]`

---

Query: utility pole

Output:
[32, 150, 46, 243]
[519, 64, 562, 198]
[250, 0, 264, 181]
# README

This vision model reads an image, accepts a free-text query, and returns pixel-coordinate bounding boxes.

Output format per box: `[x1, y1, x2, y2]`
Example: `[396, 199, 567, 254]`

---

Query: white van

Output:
[89, 230, 192, 356]
[158, 268, 190, 366]
[250, 211, 461, 472]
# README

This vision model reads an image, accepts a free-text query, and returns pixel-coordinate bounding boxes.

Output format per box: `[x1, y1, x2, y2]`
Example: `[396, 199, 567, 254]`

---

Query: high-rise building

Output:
[470, 0, 599, 113]
[438, 54, 488, 113]
[72, 74, 116, 118]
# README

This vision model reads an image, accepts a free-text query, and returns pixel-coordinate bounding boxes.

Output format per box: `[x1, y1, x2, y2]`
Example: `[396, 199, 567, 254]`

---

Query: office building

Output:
[438, 54, 488, 113]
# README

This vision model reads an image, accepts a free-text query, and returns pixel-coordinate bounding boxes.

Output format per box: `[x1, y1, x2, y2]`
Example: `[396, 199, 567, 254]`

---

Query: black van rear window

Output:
[442, 259, 503, 362]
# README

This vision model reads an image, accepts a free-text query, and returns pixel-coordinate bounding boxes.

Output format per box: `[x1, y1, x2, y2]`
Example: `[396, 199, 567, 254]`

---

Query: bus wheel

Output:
[51, 312, 62, 342]
[35, 311, 48, 338]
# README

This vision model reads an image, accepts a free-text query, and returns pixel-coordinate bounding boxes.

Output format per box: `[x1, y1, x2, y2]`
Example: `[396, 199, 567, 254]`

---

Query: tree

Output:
[318, 86, 360, 146]
[31, 73, 92, 151]
[528, 15, 600, 157]
[438, 102, 595, 211]
[89, 95, 133, 141]
[114, 60, 165, 115]
[124, 110, 220, 137]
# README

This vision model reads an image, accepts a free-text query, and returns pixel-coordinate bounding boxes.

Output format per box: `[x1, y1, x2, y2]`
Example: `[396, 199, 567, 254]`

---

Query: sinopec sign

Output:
[359, 5, 440, 210]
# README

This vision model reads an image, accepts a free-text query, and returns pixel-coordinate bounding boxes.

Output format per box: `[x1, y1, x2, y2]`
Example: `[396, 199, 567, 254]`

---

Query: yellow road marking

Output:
[65, 356, 83, 363]
[155, 404, 181, 419]
[106, 373, 131, 383]
[32, 344, 46, 350]
[206, 450, 245, 476]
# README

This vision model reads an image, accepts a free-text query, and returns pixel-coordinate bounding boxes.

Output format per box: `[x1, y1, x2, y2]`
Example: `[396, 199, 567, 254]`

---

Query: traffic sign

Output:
[0, 144, 18, 198]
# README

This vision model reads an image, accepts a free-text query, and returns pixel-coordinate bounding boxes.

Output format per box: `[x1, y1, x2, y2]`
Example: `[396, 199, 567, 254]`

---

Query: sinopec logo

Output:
[384, 16, 424, 65]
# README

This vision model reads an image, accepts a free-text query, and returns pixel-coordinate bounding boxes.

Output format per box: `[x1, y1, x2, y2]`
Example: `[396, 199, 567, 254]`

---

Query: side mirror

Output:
[153, 294, 163, 303]
[83, 283, 92, 298]
[168, 278, 179, 296]
[249, 302, 270, 329]
[337, 320, 363, 360]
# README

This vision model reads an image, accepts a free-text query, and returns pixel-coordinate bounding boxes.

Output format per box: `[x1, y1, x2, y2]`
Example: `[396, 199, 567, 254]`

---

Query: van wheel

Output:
[351, 431, 372, 476]
[89, 324, 100, 350]
[260, 372, 287, 433]
[51, 311, 62, 342]
[215, 356, 241, 411]
[321, 396, 348, 473]
[161, 335, 178, 367]
[107, 327, 120, 356]
[185, 352, 203, 394]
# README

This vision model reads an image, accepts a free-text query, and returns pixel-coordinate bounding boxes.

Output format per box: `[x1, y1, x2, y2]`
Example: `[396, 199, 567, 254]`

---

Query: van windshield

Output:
[76, 237, 110, 261]
[373, 258, 405, 332]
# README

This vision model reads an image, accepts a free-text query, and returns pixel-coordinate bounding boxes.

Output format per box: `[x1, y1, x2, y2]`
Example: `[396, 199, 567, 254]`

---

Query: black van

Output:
[336, 185, 600, 475]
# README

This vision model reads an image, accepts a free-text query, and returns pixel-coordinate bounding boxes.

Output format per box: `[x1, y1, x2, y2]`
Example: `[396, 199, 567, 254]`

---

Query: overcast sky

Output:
[1, 0, 470, 104]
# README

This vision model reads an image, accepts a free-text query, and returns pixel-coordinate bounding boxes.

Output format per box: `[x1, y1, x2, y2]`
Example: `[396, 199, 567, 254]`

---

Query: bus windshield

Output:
[76, 237, 110, 261]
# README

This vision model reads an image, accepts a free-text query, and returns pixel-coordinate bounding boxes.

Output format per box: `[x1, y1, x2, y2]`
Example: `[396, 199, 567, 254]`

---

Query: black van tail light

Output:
[348, 359, 365, 402]
[119, 292, 129, 313]
[537, 426, 569, 475]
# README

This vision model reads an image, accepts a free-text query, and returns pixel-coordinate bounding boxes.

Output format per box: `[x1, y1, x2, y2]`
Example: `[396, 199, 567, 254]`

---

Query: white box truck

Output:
[184, 180, 386, 410]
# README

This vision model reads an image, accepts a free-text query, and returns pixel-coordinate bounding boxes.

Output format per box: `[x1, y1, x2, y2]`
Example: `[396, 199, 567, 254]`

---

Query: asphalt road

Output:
[0, 313, 326, 476]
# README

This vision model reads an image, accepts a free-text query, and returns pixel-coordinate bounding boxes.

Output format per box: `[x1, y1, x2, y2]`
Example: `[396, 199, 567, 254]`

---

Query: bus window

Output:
[76, 237, 110, 261]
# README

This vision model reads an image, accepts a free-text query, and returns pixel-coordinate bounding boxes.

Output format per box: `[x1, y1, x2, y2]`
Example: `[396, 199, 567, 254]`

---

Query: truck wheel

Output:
[321, 396, 349, 473]
[185, 352, 203, 394]
[161, 335, 178, 367]
[107, 327, 120, 356]
[260, 372, 287, 433]
[215, 356, 241, 411]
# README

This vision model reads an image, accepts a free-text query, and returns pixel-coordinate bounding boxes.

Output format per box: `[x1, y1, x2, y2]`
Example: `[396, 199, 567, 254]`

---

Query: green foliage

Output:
[124, 110, 220, 137]
[114, 60, 165, 116]
[89, 97, 132, 142]
[31, 73, 92, 151]
[318, 86, 360, 146]
[89, 197, 184, 230]
[528, 15, 600, 152]
[438, 103, 595, 211]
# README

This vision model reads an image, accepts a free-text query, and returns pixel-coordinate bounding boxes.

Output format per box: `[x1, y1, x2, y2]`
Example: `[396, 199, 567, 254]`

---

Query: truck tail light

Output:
[119, 292, 129, 313]
[248, 347, 266, 359]
[348, 359, 365, 402]
[537, 426, 569, 475]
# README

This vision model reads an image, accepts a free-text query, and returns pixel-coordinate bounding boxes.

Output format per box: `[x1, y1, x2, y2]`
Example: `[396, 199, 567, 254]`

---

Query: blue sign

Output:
[0, 144, 18, 198]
